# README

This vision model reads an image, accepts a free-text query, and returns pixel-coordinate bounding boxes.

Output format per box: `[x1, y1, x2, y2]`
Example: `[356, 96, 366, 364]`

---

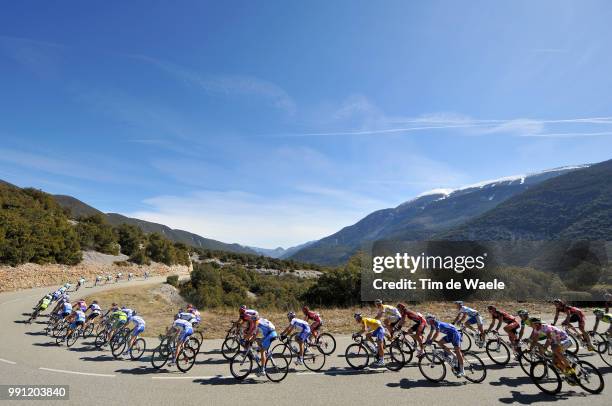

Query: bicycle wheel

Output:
[598, 340, 612, 367]
[111, 334, 128, 359]
[385, 341, 405, 371]
[271, 342, 293, 363]
[83, 323, 95, 338]
[303, 346, 326, 372]
[316, 333, 336, 355]
[345, 343, 369, 370]
[530, 360, 562, 395]
[151, 345, 169, 369]
[460, 332, 472, 352]
[94, 331, 108, 349]
[221, 336, 240, 360]
[575, 360, 604, 394]
[397, 334, 415, 364]
[485, 339, 510, 365]
[463, 351, 487, 383]
[185, 336, 200, 353]
[590, 333, 606, 354]
[177, 345, 197, 373]
[66, 329, 80, 347]
[194, 330, 205, 352]
[418, 351, 446, 382]
[230, 352, 253, 380]
[566, 333, 579, 355]
[55, 326, 68, 345]
[265, 352, 289, 382]
[519, 350, 538, 376]
[130, 338, 146, 360]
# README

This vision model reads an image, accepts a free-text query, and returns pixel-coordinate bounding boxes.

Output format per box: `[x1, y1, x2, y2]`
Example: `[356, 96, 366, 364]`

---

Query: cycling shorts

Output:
[261, 331, 278, 350]
[70, 320, 84, 329]
[296, 327, 311, 342]
[553, 338, 572, 351]
[371, 326, 385, 342]
[62, 311, 71, 318]
[442, 330, 462, 348]
[132, 325, 145, 336]
[506, 320, 520, 333]
[87, 313, 99, 321]
[568, 313, 585, 329]
[179, 327, 193, 342]
[310, 320, 322, 331]
[467, 315, 484, 326]
[409, 320, 426, 334]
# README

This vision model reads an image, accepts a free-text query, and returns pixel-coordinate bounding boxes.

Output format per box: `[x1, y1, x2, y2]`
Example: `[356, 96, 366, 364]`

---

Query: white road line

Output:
[0, 358, 17, 365]
[39, 367, 115, 377]
[151, 369, 386, 380]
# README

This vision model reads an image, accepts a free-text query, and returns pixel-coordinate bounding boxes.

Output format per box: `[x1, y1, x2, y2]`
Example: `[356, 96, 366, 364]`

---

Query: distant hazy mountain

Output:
[249, 241, 316, 259]
[290, 165, 589, 265]
[439, 159, 612, 241]
[52, 194, 257, 255]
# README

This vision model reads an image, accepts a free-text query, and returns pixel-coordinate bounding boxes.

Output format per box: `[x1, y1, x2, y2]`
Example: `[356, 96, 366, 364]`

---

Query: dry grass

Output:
[82, 283, 564, 339]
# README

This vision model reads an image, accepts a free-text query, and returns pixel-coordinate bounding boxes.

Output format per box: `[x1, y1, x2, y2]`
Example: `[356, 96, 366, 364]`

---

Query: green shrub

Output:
[166, 275, 179, 286]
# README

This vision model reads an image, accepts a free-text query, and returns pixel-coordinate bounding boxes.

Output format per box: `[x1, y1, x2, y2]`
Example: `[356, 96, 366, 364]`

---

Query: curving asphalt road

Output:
[1, 281, 611, 406]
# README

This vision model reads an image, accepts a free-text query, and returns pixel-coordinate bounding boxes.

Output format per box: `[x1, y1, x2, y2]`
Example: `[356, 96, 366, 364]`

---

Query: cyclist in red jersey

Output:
[486, 305, 520, 348]
[552, 299, 593, 351]
[396, 303, 427, 354]
[302, 306, 322, 340]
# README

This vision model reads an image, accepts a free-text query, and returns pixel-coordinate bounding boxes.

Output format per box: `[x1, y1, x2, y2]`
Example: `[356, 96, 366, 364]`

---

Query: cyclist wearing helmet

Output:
[396, 303, 427, 353]
[187, 304, 202, 327]
[237, 305, 259, 338]
[302, 306, 323, 340]
[486, 305, 520, 348]
[168, 315, 193, 367]
[123, 312, 146, 355]
[528, 317, 575, 378]
[452, 301, 485, 343]
[552, 299, 593, 351]
[280, 312, 311, 365]
[245, 315, 277, 376]
[354, 313, 385, 366]
[592, 308, 612, 337]
[374, 299, 401, 335]
[517, 309, 546, 342]
[424, 314, 465, 377]
[64, 306, 87, 339]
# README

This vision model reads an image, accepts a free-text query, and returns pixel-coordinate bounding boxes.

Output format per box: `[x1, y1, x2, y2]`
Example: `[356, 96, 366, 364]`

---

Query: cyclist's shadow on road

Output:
[387, 378, 464, 389]
[194, 376, 262, 386]
[498, 390, 587, 404]
[194, 357, 227, 366]
[489, 375, 532, 388]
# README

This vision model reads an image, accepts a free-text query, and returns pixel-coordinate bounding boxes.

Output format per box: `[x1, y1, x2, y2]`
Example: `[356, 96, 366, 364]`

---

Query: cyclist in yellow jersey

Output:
[354, 313, 385, 366]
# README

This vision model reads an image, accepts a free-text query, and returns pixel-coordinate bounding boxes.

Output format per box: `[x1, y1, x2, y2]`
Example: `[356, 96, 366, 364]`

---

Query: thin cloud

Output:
[0, 35, 64, 78]
[129, 54, 296, 115]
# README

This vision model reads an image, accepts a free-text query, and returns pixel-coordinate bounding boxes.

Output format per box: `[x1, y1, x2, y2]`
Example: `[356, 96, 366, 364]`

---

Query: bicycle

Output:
[417, 342, 486, 383]
[304, 327, 337, 355]
[529, 348, 604, 395]
[345, 333, 405, 371]
[229, 340, 289, 382]
[271, 335, 326, 372]
[55, 323, 85, 347]
[596, 333, 612, 367]
[110, 329, 146, 360]
[151, 332, 197, 372]
[388, 327, 417, 364]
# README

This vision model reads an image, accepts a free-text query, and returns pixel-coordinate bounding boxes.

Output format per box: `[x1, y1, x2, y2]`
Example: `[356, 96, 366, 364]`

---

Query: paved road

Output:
[1, 282, 611, 406]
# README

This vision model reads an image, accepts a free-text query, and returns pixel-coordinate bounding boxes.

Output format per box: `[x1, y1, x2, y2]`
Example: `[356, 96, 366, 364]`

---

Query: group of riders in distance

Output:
[25, 278, 611, 395]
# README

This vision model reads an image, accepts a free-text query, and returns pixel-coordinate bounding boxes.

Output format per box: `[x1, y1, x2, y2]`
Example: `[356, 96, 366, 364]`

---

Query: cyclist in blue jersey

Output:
[280, 312, 311, 365]
[245, 315, 277, 376]
[425, 314, 465, 377]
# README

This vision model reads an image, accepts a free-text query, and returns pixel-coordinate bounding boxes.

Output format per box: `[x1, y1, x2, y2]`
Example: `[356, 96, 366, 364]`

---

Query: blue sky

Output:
[1, 1, 612, 248]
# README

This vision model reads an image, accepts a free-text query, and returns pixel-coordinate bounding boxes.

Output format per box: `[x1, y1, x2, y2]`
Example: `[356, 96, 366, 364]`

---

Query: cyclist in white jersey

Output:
[452, 301, 485, 343]
[280, 312, 311, 365]
[123, 312, 146, 355]
[168, 318, 193, 367]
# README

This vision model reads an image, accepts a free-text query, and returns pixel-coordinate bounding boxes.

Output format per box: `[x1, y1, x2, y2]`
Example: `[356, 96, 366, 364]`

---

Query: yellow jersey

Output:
[362, 317, 382, 331]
